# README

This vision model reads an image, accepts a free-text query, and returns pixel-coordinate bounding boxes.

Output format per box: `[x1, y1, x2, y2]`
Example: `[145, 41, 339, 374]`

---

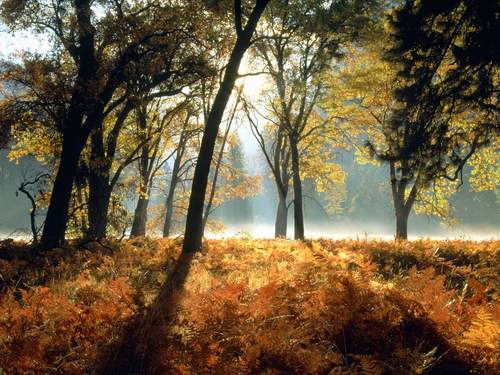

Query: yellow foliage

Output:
[468, 142, 500, 192]
[462, 307, 500, 350]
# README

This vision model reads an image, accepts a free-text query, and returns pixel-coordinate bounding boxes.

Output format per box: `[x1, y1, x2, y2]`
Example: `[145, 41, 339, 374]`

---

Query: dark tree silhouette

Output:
[378, 0, 500, 238]
[182, 0, 271, 253]
[384, 0, 499, 177]
[17, 172, 50, 244]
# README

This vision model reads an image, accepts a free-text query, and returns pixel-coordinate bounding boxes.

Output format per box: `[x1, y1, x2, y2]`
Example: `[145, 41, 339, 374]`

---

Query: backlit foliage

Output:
[322, 35, 499, 224]
[0, 238, 498, 374]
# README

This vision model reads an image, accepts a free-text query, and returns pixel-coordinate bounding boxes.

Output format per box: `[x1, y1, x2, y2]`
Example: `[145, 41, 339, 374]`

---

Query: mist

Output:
[1, 144, 499, 242]
[2, 142, 498, 242]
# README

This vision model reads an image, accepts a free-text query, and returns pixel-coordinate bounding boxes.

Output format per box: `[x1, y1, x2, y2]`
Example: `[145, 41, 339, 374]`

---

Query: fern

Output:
[353, 355, 384, 375]
[462, 308, 500, 349]
[0, 238, 498, 373]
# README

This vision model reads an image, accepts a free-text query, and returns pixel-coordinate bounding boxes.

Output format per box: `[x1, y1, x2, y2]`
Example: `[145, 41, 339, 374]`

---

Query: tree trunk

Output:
[202, 117, 233, 236]
[29, 205, 38, 244]
[40, 0, 99, 249]
[130, 195, 149, 237]
[183, 0, 269, 253]
[275, 191, 288, 238]
[130, 105, 151, 238]
[290, 137, 304, 240]
[87, 126, 112, 239]
[130, 152, 150, 237]
[87, 102, 135, 239]
[40, 133, 84, 248]
[18, 186, 39, 244]
[390, 161, 418, 241]
[162, 185, 176, 237]
[395, 208, 409, 240]
[162, 113, 191, 237]
[392, 183, 410, 241]
[162, 152, 182, 237]
[87, 183, 111, 240]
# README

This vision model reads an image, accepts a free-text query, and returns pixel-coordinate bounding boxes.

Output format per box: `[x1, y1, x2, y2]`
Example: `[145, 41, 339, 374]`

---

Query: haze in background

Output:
[2, 148, 498, 240]
[0, 27, 498, 241]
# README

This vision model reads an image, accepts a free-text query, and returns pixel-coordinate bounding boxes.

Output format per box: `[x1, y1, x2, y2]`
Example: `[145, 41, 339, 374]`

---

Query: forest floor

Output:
[0, 238, 498, 374]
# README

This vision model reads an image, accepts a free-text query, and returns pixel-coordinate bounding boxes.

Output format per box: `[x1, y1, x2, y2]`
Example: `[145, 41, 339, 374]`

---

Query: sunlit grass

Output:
[0, 238, 498, 374]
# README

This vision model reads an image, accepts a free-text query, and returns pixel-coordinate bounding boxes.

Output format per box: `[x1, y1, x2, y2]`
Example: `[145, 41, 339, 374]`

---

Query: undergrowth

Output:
[0, 238, 498, 374]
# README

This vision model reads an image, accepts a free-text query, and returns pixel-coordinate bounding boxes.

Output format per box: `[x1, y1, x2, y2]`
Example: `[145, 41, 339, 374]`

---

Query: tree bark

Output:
[395, 208, 410, 240]
[39, 0, 97, 249]
[87, 125, 112, 239]
[202, 103, 236, 235]
[162, 180, 177, 237]
[390, 161, 418, 241]
[40, 133, 85, 248]
[275, 191, 288, 237]
[162, 155, 182, 237]
[87, 101, 135, 239]
[290, 137, 304, 240]
[130, 196, 150, 237]
[130, 140, 151, 237]
[87, 183, 112, 239]
[162, 126, 188, 237]
[182, 0, 269, 253]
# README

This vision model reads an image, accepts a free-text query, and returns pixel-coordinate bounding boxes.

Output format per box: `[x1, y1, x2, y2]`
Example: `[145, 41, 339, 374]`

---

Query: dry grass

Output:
[0, 238, 498, 374]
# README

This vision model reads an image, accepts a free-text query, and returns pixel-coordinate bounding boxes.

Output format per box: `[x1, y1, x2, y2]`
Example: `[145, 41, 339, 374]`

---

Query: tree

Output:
[202, 89, 242, 233]
[383, 0, 499, 238]
[16, 171, 50, 244]
[182, 0, 270, 253]
[246, 97, 347, 237]
[0, 90, 11, 149]
[244, 100, 291, 237]
[203, 129, 262, 234]
[162, 110, 199, 237]
[323, 38, 414, 238]
[248, 0, 378, 239]
[129, 98, 187, 237]
[1, 0, 208, 248]
[85, 27, 211, 240]
[384, 0, 499, 224]
[86, 99, 136, 240]
[324, 28, 499, 239]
